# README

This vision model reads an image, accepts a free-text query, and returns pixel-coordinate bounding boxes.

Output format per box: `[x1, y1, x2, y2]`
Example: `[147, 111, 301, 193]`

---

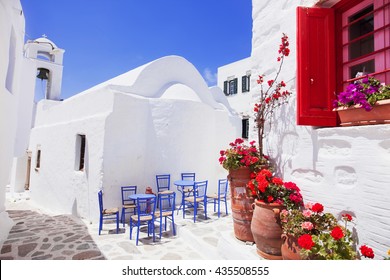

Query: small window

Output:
[35, 148, 41, 170]
[223, 78, 238, 95]
[242, 75, 250, 92]
[242, 118, 249, 139]
[76, 134, 86, 171]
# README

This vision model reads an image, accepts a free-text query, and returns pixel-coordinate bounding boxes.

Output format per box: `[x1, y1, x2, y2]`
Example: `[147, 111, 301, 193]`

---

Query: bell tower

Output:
[24, 36, 65, 101]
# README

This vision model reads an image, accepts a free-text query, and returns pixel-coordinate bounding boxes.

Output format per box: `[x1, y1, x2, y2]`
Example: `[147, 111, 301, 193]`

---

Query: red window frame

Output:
[297, 0, 390, 126]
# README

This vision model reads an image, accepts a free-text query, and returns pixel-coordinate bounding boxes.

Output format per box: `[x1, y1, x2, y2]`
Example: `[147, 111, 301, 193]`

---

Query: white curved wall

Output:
[251, 0, 390, 259]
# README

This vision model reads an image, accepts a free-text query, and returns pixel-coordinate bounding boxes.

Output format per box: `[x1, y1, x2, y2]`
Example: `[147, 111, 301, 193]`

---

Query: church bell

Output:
[36, 68, 49, 80]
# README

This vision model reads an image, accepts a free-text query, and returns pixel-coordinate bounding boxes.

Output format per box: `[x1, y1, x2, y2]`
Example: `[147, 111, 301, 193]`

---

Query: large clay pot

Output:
[228, 167, 254, 243]
[281, 234, 302, 260]
[334, 99, 390, 126]
[251, 200, 285, 259]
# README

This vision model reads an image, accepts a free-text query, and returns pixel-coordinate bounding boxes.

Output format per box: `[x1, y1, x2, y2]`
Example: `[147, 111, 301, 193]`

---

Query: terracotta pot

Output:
[281, 234, 303, 260]
[228, 167, 254, 243]
[251, 200, 285, 260]
[335, 99, 390, 126]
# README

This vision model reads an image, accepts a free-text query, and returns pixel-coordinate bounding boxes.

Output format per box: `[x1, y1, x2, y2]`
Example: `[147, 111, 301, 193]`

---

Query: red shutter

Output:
[296, 7, 337, 126]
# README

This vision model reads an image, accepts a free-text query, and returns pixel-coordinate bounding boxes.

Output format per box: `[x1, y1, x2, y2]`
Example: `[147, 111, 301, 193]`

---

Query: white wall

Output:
[0, 0, 26, 247]
[28, 90, 112, 220]
[250, 0, 390, 258]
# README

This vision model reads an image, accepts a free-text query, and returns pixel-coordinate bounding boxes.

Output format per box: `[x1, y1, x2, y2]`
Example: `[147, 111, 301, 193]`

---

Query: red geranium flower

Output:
[330, 226, 344, 240]
[311, 203, 324, 213]
[298, 234, 315, 250]
[342, 213, 353, 222]
[360, 245, 375, 259]
[271, 177, 283, 185]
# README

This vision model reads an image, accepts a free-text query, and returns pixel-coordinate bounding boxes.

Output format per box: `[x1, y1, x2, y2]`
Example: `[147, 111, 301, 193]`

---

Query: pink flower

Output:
[302, 209, 312, 217]
[305, 202, 313, 209]
[301, 222, 314, 231]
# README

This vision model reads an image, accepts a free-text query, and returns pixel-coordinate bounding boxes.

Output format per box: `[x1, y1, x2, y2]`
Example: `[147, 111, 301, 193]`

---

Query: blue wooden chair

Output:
[156, 174, 170, 208]
[183, 180, 208, 222]
[181, 172, 195, 181]
[181, 172, 195, 197]
[98, 190, 119, 235]
[155, 191, 176, 238]
[129, 196, 157, 245]
[207, 179, 229, 218]
[121, 186, 137, 227]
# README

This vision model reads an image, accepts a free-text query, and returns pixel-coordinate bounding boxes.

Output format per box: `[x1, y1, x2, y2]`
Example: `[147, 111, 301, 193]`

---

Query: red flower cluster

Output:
[342, 213, 353, 222]
[360, 245, 375, 259]
[277, 33, 290, 61]
[311, 203, 324, 213]
[248, 169, 303, 209]
[330, 226, 344, 240]
[298, 234, 315, 250]
[219, 138, 265, 171]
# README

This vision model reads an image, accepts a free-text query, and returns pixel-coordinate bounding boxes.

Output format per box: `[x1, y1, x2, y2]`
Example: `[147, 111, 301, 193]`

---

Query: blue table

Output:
[174, 180, 194, 216]
[129, 194, 155, 200]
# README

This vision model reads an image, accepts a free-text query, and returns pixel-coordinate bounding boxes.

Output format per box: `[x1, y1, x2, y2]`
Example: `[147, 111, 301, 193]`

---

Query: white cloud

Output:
[202, 68, 218, 86]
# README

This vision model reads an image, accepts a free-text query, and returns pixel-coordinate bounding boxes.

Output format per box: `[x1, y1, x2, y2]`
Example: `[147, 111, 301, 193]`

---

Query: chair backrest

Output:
[121, 186, 137, 205]
[136, 196, 157, 218]
[218, 179, 228, 197]
[158, 192, 176, 214]
[98, 190, 104, 213]
[181, 172, 195, 181]
[156, 174, 170, 192]
[194, 180, 208, 198]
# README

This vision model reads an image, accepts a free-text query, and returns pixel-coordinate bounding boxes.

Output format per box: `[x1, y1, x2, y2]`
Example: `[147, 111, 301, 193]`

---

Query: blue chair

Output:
[156, 174, 170, 193]
[155, 191, 176, 238]
[181, 172, 195, 197]
[98, 190, 119, 235]
[183, 180, 208, 222]
[207, 179, 229, 218]
[129, 196, 157, 245]
[121, 186, 137, 227]
[181, 172, 195, 181]
[156, 174, 170, 208]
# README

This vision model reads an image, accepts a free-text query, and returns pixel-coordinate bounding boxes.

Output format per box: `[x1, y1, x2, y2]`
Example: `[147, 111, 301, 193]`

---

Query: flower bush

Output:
[280, 202, 357, 259]
[219, 138, 269, 172]
[253, 33, 292, 158]
[247, 169, 303, 210]
[333, 77, 390, 111]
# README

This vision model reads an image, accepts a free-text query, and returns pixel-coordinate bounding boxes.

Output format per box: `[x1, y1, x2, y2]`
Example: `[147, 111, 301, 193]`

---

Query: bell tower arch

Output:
[24, 36, 65, 101]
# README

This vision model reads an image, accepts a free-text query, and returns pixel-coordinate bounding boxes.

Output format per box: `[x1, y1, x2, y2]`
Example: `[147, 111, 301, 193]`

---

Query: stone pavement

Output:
[1, 193, 260, 260]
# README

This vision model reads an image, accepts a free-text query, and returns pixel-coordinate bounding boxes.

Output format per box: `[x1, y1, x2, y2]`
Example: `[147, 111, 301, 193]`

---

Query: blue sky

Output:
[21, 0, 252, 99]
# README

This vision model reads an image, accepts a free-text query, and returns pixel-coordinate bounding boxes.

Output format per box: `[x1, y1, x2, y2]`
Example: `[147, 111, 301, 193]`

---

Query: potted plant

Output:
[333, 77, 390, 126]
[280, 202, 374, 260]
[218, 138, 269, 242]
[248, 169, 303, 259]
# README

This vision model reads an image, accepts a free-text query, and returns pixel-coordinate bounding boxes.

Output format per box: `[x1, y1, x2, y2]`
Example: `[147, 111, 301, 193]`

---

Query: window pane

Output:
[349, 59, 375, 78]
[348, 5, 374, 60]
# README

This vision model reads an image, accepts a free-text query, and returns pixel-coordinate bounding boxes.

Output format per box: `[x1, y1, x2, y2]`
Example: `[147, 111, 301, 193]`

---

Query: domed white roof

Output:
[33, 37, 58, 49]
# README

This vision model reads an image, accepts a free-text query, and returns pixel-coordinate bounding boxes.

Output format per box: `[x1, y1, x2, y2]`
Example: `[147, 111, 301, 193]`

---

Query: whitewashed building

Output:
[28, 55, 240, 222]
